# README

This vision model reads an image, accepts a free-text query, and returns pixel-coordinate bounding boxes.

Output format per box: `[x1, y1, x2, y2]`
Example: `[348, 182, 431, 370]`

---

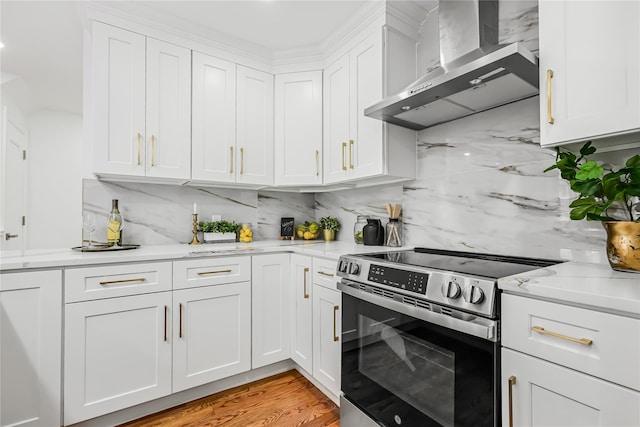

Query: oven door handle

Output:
[338, 282, 497, 342]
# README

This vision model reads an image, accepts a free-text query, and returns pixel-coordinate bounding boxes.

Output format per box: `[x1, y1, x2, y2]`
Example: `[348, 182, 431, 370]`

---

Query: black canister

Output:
[362, 218, 384, 246]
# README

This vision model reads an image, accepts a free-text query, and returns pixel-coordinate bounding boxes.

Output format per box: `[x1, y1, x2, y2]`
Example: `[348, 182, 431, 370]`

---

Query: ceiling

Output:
[0, 0, 382, 116]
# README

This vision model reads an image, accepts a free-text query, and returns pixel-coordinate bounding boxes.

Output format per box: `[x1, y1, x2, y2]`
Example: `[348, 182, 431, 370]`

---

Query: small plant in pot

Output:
[319, 216, 341, 241]
[545, 141, 640, 272]
[198, 220, 241, 243]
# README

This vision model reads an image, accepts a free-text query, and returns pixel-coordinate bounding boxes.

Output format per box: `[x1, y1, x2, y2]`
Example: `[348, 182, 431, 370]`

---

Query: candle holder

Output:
[189, 213, 202, 245]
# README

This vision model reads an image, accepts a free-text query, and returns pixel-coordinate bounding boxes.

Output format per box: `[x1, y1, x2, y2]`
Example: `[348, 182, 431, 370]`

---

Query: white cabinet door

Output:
[323, 53, 351, 184]
[0, 270, 62, 427]
[290, 254, 313, 374]
[274, 71, 323, 186]
[502, 348, 640, 427]
[92, 21, 146, 177]
[236, 65, 274, 186]
[191, 52, 236, 182]
[145, 38, 191, 180]
[313, 284, 341, 397]
[539, 1, 640, 147]
[172, 282, 251, 392]
[64, 292, 172, 425]
[252, 254, 290, 369]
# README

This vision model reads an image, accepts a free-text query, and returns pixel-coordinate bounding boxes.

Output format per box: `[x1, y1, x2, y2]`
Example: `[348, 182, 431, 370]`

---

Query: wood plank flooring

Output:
[119, 370, 340, 427]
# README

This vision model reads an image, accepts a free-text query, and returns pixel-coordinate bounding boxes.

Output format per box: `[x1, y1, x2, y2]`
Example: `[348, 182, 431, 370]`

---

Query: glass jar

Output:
[353, 215, 368, 244]
[385, 218, 402, 247]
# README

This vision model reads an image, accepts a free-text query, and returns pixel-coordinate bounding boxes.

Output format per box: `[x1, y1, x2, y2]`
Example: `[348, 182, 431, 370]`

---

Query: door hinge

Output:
[23, 150, 27, 160]
[22, 216, 26, 226]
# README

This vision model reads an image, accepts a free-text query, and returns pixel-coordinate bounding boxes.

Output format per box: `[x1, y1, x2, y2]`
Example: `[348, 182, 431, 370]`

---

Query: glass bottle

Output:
[353, 215, 368, 244]
[385, 218, 402, 247]
[106, 199, 123, 246]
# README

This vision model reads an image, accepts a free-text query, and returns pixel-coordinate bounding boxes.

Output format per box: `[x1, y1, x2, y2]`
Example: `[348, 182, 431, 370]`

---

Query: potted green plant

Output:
[319, 216, 341, 241]
[545, 141, 640, 272]
[198, 220, 241, 243]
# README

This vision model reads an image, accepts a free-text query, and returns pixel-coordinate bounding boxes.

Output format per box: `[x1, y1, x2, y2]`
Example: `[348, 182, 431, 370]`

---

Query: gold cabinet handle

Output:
[179, 303, 183, 338]
[508, 375, 516, 427]
[303, 267, 310, 299]
[137, 133, 141, 165]
[318, 271, 334, 277]
[547, 69, 554, 124]
[341, 142, 347, 171]
[230, 146, 234, 174]
[349, 139, 354, 169]
[240, 147, 244, 175]
[151, 135, 156, 166]
[164, 305, 168, 342]
[197, 269, 232, 275]
[99, 277, 146, 285]
[315, 150, 319, 176]
[333, 305, 339, 341]
[531, 326, 593, 346]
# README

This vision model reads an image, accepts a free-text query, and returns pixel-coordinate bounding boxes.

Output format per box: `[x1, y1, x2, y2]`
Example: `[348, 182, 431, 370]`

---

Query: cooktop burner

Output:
[363, 247, 561, 280]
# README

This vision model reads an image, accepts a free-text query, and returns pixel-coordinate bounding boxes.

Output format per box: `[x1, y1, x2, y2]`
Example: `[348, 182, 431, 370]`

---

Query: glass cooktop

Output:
[364, 248, 562, 279]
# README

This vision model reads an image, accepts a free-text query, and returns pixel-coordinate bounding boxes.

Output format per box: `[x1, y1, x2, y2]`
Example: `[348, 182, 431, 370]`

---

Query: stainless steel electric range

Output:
[337, 247, 561, 427]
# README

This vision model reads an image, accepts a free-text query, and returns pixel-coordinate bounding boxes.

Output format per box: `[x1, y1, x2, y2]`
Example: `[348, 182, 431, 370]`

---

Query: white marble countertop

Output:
[499, 261, 640, 318]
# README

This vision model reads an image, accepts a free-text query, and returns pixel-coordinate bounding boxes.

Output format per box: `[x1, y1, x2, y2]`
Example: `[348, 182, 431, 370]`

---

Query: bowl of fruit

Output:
[296, 221, 320, 240]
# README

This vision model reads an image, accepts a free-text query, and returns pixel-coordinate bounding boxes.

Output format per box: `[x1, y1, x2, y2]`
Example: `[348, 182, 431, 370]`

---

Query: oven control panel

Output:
[368, 264, 428, 295]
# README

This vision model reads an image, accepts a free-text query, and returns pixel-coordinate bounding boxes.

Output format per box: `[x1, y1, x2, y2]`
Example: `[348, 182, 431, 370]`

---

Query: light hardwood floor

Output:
[119, 370, 340, 427]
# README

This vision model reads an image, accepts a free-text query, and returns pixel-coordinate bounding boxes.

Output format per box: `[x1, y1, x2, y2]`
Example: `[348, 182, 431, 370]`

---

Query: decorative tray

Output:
[72, 244, 140, 252]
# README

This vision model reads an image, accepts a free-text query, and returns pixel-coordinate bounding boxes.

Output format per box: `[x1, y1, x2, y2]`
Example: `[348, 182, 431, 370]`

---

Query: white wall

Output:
[27, 110, 83, 249]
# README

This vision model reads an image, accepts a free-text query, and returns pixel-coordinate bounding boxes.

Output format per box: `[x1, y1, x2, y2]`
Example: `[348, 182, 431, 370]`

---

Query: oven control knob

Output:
[338, 260, 349, 273]
[442, 281, 461, 299]
[462, 285, 485, 304]
[349, 262, 360, 275]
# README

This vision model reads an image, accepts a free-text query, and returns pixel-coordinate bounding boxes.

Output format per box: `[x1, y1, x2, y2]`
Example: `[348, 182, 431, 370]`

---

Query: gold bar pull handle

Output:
[240, 147, 244, 175]
[318, 271, 334, 277]
[508, 375, 516, 427]
[197, 269, 232, 276]
[163, 305, 168, 342]
[151, 135, 156, 166]
[315, 150, 319, 176]
[333, 305, 339, 341]
[230, 146, 234, 174]
[99, 277, 146, 286]
[341, 142, 347, 171]
[179, 303, 183, 338]
[349, 139, 354, 169]
[137, 133, 141, 165]
[531, 326, 593, 346]
[547, 69, 555, 124]
[303, 267, 310, 299]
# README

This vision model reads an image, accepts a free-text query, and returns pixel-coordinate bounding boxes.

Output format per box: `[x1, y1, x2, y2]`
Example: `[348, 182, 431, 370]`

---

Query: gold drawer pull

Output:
[151, 135, 156, 166]
[508, 375, 516, 427]
[341, 142, 347, 171]
[547, 69, 554, 124]
[240, 147, 244, 175]
[230, 146, 234, 174]
[315, 150, 319, 176]
[303, 267, 310, 299]
[99, 277, 146, 285]
[137, 132, 141, 165]
[317, 271, 334, 277]
[333, 305, 339, 341]
[349, 139, 354, 169]
[197, 269, 232, 276]
[531, 326, 593, 346]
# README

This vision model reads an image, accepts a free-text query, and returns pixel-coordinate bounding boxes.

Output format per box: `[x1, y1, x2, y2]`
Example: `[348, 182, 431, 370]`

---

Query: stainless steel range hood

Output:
[365, 0, 538, 131]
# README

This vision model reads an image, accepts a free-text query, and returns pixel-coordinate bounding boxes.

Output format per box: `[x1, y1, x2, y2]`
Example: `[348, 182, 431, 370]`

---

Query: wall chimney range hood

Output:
[365, 0, 539, 131]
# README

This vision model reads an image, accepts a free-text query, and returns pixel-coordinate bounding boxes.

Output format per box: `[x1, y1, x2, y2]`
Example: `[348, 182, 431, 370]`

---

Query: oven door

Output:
[340, 283, 499, 427]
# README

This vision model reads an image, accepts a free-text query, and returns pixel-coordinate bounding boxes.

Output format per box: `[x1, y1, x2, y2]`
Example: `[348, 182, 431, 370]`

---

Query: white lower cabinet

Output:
[0, 270, 62, 427]
[172, 282, 251, 392]
[502, 348, 640, 427]
[64, 292, 173, 425]
[251, 254, 290, 369]
[290, 254, 313, 373]
[312, 283, 341, 397]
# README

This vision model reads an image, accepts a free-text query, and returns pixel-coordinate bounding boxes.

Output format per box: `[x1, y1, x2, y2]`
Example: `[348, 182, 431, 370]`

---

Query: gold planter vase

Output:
[323, 229, 336, 241]
[603, 221, 640, 273]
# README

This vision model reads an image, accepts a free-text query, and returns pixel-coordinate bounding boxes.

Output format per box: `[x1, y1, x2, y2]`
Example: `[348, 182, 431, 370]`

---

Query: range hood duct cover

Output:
[365, 0, 539, 131]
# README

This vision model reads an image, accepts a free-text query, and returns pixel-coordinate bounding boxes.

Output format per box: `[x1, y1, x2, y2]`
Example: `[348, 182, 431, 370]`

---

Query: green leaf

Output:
[586, 212, 616, 221]
[602, 171, 623, 200]
[575, 160, 603, 180]
[625, 154, 640, 168]
[543, 164, 558, 173]
[579, 141, 596, 156]
[570, 178, 601, 196]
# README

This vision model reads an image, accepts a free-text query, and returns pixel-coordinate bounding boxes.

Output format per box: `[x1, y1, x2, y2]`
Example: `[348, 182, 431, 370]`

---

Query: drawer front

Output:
[65, 262, 172, 302]
[313, 257, 338, 290]
[173, 256, 250, 290]
[502, 293, 640, 391]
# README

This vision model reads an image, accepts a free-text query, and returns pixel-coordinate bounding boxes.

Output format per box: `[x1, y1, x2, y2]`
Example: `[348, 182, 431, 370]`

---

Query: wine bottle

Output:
[107, 199, 122, 246]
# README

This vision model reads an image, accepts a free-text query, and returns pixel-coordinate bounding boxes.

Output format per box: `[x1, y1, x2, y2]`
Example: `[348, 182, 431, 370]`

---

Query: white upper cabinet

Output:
[92, 22, 191, 181]
[323, 29, 417, 185]
[274, 71, 323, 186]
[539, 1, 640, 148]
[191, 53, 237, 183]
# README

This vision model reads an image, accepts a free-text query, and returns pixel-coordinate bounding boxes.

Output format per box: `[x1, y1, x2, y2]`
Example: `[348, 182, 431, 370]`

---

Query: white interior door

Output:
[1, 105, 27, 252]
